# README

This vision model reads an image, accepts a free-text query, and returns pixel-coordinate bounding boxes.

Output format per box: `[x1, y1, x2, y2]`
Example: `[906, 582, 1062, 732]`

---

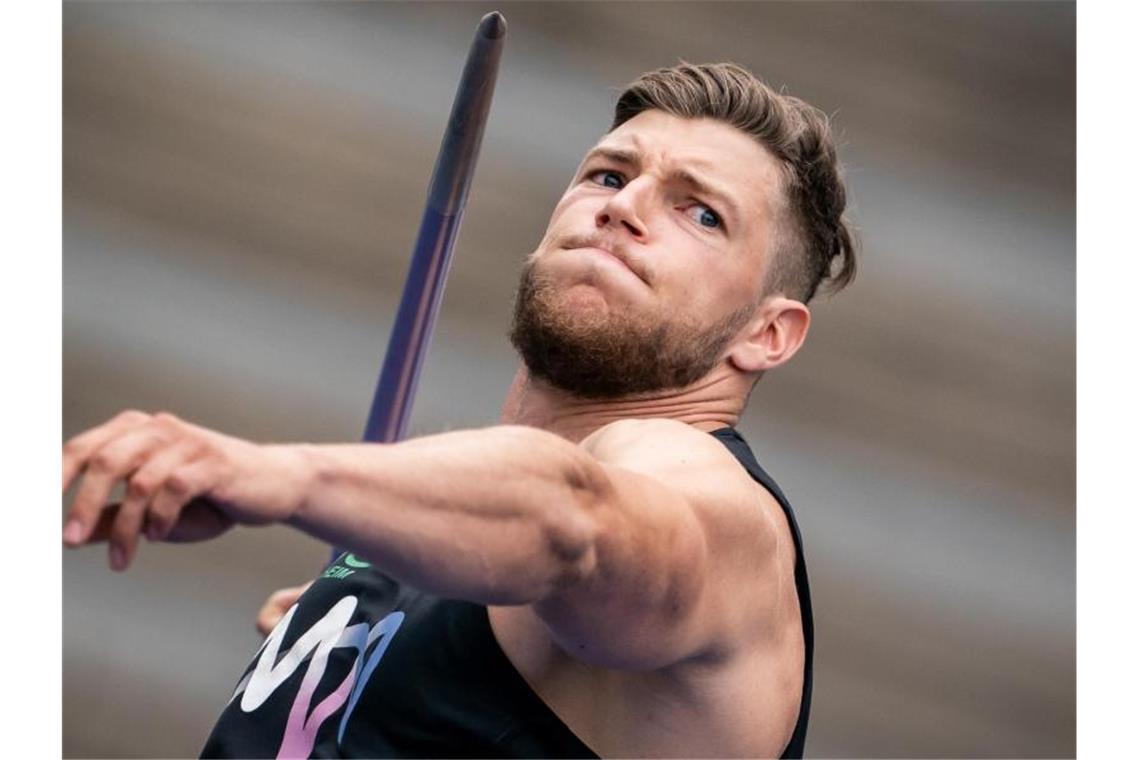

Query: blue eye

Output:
[592, 170, 624, 189]
[688, 204, 722, 230]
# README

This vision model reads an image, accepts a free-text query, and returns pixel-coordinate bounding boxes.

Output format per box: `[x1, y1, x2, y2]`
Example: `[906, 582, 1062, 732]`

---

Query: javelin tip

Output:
[479, 11, 506, 39]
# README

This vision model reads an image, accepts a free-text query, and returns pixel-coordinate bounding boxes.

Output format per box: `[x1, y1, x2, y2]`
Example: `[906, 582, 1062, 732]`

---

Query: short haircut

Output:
[612, 62, 857, 303]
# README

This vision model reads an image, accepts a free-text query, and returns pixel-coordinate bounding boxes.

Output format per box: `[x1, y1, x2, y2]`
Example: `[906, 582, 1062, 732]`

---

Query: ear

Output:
[726, 296, 811, 373]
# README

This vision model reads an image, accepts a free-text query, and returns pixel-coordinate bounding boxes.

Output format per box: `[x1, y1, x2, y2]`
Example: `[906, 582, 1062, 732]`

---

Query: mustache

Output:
[557, 233, 651, 284]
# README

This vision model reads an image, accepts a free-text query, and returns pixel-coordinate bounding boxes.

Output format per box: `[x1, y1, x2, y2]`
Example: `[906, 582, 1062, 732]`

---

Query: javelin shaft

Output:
[331, 14, 505, 562]
[363, 11, 506, 445]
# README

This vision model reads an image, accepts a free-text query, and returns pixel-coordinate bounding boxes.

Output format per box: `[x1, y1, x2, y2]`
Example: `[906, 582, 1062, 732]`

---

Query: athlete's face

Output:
[510, 109, 788, 398]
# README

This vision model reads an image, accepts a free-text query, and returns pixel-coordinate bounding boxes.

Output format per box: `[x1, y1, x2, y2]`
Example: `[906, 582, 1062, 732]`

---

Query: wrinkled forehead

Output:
[593, 111, 788, 222]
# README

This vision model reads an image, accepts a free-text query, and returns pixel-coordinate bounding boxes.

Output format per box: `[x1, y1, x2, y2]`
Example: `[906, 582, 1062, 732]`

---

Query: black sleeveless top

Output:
[201, 426, 813, 758]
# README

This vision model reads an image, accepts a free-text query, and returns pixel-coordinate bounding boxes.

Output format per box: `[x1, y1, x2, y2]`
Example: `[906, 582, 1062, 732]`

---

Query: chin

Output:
[548, 282, 626, 324]
[513, 250, 647, 335]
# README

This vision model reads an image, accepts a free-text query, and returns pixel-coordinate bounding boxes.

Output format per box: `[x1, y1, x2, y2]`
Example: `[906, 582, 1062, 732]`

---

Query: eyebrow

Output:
[582, 146, 742, 224]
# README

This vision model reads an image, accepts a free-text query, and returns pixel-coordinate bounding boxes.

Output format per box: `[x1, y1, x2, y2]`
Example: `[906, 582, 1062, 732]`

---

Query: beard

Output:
[508, 257, 754, 399]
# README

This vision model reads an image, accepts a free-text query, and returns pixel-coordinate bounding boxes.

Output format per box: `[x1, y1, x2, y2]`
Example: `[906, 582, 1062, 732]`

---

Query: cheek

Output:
[659, 257, 749, 317]
[550, 190, 602, 227]
[533, 194, 604, 256]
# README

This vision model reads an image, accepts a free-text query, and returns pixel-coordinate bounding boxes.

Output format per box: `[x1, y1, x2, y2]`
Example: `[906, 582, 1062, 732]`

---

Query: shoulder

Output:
[581, 419, 769, 509]
[582, 418, 784, 578]
[580, 418, 743, 476]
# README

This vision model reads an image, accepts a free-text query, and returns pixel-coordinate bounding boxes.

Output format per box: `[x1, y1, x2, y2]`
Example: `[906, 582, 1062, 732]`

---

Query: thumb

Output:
[255, 581, 314, 636]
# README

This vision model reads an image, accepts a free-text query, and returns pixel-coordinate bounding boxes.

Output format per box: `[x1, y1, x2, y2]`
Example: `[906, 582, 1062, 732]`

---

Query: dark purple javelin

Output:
[333, 13, 505, 560]
[364, 11, 505, 444]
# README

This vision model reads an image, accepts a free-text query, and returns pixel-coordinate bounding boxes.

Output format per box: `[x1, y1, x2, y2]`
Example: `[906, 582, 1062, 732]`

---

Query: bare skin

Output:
[489, 369, 807, 758]
[64, 111, 812, 757]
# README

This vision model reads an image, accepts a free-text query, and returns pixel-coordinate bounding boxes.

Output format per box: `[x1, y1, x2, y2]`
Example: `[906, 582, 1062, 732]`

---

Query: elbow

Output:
[544, 508, 600, 590]
[541, 447, 609, 591]
[488, 425, 610, 599]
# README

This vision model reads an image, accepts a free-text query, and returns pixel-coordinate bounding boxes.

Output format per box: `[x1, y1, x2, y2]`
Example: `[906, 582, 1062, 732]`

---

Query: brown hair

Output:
[612, 62, 857, 303]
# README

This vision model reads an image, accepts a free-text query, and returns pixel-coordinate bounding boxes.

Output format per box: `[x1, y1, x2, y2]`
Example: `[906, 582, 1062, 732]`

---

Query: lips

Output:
[586, 246, 626, 266]
[565, 243, 647, 284]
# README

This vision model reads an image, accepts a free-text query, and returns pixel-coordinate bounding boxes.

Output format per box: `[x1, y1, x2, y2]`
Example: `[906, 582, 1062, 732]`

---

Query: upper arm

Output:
[532, 419, 781, 671]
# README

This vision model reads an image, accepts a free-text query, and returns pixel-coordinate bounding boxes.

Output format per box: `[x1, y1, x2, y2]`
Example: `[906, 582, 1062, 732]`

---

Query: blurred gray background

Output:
[62, 1, 1075, 757]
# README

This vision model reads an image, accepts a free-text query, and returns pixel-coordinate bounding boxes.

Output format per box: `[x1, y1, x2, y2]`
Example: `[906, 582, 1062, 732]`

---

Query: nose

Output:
[595, 177, 650, 240]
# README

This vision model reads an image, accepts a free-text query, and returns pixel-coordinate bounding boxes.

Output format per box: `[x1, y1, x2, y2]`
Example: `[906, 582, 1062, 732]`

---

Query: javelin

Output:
[333, 12, 506, 558]
[363, 11, 506, 443]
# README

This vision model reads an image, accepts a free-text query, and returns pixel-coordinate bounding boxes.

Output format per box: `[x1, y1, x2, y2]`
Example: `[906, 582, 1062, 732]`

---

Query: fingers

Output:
[256, 582, 313, 636]
[147, 456, 214, 543]
[63, 425, 170, 548]
[62, 410, 152, 493]
[62, 409, 262, 569]
[84, 503, 124, 544]
[107, 436, 203, 570]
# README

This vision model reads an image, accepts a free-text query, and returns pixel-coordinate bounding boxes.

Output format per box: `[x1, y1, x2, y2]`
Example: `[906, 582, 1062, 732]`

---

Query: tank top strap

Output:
[708, 426, 814, 760]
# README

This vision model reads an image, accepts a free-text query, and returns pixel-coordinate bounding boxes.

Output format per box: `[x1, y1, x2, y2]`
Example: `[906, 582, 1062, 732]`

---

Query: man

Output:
[62, 62, 855, 758]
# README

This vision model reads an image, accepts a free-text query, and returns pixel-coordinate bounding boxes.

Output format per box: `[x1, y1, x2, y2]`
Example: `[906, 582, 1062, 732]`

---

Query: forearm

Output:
[286, 425, 603, 604]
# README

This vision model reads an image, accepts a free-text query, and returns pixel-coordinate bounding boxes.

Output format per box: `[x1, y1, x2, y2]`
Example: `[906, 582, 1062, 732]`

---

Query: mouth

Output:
[564, 244, 648, 285]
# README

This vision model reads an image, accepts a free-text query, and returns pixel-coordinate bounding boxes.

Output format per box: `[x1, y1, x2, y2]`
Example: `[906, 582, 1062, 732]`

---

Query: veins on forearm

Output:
[288, 426, 603, 604]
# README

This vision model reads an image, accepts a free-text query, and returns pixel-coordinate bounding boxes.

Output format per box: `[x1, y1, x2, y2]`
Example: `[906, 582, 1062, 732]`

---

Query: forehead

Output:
[592, 110, 785, 216]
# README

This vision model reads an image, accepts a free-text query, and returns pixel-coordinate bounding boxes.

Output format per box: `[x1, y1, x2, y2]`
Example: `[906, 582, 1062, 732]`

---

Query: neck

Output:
[498, 364, 749, 443]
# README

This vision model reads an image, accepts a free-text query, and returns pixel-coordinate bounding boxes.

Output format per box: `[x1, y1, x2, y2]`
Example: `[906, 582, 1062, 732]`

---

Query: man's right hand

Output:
[256, 581, 314, 636]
